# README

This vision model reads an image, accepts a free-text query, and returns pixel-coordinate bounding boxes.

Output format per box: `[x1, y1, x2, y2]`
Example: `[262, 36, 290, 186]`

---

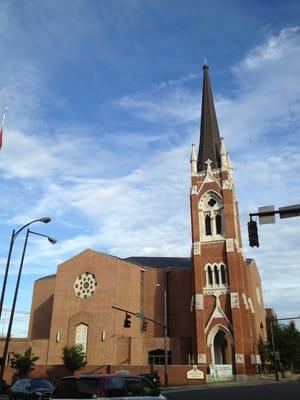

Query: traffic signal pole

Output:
[248, 204, 300, 247]
[112, 305, 168, 386]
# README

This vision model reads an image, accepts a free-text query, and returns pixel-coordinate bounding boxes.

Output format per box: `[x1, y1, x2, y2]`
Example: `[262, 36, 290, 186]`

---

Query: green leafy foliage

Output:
[9, 350, 39, 378]
[258, 337, 272, 371]
[62, 344, 87, 375]
[273, 323, 300, 372]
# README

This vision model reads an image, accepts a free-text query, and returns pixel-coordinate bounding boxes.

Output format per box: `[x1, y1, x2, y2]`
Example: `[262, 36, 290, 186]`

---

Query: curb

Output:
[161, 375, 300, 393]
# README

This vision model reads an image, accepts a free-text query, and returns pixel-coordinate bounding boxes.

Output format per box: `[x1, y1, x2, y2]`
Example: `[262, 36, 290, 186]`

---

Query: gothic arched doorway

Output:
[207, 325, 233, 365]
[214, 330, 228, 364]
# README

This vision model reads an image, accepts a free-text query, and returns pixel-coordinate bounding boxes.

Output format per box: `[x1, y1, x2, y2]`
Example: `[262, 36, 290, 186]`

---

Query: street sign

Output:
[136, 312, 144, 319]
[279, 204, 300, 219]
[258, 205, 275, 225]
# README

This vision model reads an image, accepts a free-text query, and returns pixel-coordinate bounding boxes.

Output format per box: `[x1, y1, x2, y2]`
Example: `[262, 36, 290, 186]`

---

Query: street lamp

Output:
[0, 228, 56, 382]
[156, 282, 169, 387]
[0, 217, 51, 321]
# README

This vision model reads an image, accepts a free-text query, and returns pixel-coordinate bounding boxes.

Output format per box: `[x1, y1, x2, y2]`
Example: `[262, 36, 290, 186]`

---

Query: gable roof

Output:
[125, 256, 192, 269]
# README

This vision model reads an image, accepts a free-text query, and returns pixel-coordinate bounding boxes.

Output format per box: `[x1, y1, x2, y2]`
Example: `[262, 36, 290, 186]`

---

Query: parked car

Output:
[9, 378, 54, 400]
[51, 374, 166, 399]
[139, 373, 161, 388]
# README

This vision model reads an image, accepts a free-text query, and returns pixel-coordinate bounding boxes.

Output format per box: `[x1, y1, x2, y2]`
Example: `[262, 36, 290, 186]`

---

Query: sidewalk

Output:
[161, 373, 300, 393]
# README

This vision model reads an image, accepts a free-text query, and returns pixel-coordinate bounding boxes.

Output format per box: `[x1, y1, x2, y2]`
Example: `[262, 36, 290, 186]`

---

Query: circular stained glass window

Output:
[74, 272, 97, 299]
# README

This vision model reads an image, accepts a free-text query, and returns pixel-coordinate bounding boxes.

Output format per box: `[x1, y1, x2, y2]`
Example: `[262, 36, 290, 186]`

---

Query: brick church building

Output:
[2, 65, 267, 380]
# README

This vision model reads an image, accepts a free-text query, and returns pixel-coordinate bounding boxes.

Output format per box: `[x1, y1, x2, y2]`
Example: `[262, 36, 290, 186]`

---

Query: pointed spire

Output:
[197, 64, 221, 171]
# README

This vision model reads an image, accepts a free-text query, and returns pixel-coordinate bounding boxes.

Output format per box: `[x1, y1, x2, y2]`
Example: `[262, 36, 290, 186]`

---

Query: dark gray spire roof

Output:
[197, 64, 221, 171]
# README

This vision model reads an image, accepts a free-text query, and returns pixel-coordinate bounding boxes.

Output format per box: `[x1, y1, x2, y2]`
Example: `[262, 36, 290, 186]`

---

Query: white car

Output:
[51, 374, 166, 399]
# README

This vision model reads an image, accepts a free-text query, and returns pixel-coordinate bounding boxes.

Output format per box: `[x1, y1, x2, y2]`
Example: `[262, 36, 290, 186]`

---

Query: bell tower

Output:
[190, 64, 257, 375]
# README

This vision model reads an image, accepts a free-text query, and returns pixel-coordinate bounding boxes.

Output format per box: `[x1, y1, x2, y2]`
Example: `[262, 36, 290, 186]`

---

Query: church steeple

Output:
[197, 64, 221, 172]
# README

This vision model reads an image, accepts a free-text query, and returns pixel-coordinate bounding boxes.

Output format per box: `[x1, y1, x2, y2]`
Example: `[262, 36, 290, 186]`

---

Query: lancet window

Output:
[199, 191, 224, 241]
[204, 263, 228, 288]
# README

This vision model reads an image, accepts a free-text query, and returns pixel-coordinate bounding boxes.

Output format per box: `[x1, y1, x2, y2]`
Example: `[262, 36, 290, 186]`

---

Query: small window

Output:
[214, 265, 219, 285]
[208, 266, 213, 285]
[216, 213, 222, 234]
[205, 215, 212, 235]
[221, 265, 226, 284]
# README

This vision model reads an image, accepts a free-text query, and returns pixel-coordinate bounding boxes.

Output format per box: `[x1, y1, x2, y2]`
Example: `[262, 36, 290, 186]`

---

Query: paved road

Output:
[164, 380, 300, 399]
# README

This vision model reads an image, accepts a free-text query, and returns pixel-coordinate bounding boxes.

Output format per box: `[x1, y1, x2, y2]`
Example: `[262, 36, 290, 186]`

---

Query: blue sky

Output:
[0, 0, 299, 336]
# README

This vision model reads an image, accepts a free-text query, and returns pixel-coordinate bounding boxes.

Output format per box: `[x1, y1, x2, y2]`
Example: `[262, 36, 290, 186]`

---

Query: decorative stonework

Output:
[256, 286, 261, 305]
[242, 293, 249, 309]
[192, 242, 201, 255]
[226, 239, 234, 252]
[203, 288, 229, 296]
[75, 323, 88, 353]
[248, 297, 255, 314]
[197, 353, 206, 364]
[190, 295, 194, 311]
[222, 180, 232, 190]
[234, 238, 240, 252]
[195, 294, 203, 310]
[74, 272, 97, 299]
[187, 365, 204, 379]
[191, 185, 198, 195]
[235, 354, 244, 364]
[230, 292, 240, 309]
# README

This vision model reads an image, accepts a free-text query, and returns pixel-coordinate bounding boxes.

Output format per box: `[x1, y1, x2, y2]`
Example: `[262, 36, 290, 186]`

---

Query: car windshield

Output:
[31, 380, 54, 390]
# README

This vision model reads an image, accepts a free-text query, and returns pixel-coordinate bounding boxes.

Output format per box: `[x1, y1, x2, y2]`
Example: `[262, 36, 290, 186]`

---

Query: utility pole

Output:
[112, 305, 168, 386]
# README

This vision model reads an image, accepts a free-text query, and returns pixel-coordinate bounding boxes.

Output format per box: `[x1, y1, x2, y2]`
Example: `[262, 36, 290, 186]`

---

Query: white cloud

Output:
[0, 24, 300, 334]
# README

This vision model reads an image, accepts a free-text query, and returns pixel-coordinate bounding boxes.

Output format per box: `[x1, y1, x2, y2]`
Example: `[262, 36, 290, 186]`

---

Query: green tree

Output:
[10, 350, 39, 378]
[273, 323, 300, 372]
[258, 337, 272, 372]
[62, 344, 87, 375]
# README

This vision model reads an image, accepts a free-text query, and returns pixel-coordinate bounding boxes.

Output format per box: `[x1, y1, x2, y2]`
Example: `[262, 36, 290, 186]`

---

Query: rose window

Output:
[74, 272, 97, 299]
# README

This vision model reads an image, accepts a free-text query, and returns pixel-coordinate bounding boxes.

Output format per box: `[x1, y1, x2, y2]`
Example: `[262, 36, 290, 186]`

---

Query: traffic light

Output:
[248, 220, 259, 248]
[123, 313, 131, 328]
[142, 318, 148, 332]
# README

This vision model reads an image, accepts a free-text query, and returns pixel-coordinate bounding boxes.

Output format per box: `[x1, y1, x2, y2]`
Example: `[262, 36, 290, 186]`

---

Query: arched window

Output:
[148, 349, 171, 365]
[205, 263, 229, 289]
[221, 264, 227, 285]
[214, 265, 219, 285]
[75, 323, 88, 354]
[205, 214, 212, 235]
[199, 191, 224, 241]
[208, 266, 213, 285]
[216, 213, 222, 234]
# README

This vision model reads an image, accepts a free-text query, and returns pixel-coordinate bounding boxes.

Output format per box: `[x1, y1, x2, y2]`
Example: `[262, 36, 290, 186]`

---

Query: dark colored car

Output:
[139, 374, 161, 388]
[51, 374, 165, 399]
[9, 379, 54, 400]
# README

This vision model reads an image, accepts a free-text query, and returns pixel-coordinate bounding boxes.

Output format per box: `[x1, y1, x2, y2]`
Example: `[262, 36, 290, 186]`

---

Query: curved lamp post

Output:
[0, 217, 51, 321]
[0, 227, 56, 382]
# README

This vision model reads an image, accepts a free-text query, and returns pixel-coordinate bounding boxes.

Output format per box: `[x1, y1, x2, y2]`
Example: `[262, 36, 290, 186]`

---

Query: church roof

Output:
[125, 256, 192, 269]
[197, 64, 221, 171]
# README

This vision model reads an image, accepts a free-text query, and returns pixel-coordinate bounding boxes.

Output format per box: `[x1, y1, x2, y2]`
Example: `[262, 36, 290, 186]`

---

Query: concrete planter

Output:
[281, 370, 292, 378]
